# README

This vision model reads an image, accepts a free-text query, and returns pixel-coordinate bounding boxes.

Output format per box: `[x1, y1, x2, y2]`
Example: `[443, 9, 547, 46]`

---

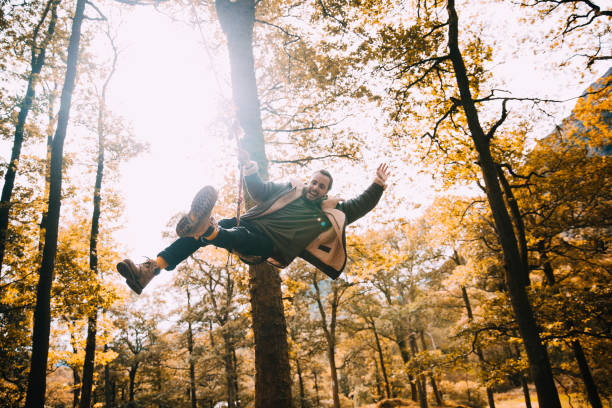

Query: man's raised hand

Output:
[374, 163, 390, 188]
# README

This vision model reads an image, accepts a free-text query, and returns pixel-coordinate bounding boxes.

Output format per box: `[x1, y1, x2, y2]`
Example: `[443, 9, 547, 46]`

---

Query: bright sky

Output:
[107, 8, 229, 260]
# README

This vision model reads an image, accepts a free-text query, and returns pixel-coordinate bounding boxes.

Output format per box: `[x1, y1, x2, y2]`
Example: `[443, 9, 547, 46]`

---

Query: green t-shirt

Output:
[251, 194, 331, 262]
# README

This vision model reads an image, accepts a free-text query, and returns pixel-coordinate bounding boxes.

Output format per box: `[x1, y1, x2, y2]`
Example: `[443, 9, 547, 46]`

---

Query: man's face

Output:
[305, 172, 331, 201]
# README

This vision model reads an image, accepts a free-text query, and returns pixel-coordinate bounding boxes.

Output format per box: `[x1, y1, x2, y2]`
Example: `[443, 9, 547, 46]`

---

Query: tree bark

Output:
[313, 276, 341, 408]
[373, 356, 383, 400]
[520, 375, 533, 408]
[419, 331, 442, 406]
[371, 319, 391, 398]
[0, 0, 58, 270]
[128, 363, 139, 402]
[313, 370, 321, 407]
[79, 30, 117, 408]
[72, 366, 80, 408]
[445, 1, 561, 406]
[223, 331, 239, 407]
[186, 290, 197, 408]
[24, 0, 86, 405]
[214, 0, 291, 405]
[78, 315, 97, 408]
[409, 334, 428, 408]
[396, 337, 418, 401]
[497, 166, 529, 286]
[540, 254, 602, 408]
[460, 285, 495, 408]
[104, 345, 114, 408]
[296, 358, 306, 408]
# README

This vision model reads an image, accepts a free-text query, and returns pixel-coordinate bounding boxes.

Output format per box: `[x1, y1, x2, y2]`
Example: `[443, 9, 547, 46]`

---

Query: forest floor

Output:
[361, 385, 603, 408]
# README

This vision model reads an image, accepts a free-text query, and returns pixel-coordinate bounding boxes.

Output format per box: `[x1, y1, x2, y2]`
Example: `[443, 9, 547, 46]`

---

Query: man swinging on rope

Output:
[117, 150, 390, 294]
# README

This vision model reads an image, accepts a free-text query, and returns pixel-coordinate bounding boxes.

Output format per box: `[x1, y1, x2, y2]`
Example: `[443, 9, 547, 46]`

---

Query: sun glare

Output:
[107, 8, 229, 260]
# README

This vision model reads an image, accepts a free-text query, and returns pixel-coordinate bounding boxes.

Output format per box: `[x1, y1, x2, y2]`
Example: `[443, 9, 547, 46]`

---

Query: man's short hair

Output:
[315, 169, 333, 190]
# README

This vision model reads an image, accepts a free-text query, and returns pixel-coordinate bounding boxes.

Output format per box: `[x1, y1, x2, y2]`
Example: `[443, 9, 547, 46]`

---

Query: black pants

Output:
[157, 218, 274, 270]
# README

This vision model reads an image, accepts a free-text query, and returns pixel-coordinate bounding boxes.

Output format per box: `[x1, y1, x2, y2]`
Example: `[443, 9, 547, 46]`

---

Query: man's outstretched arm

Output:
[338, 163, 390, 225]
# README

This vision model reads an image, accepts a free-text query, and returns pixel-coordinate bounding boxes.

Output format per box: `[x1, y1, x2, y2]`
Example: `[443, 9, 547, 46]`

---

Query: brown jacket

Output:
[241, 168, 384, 279]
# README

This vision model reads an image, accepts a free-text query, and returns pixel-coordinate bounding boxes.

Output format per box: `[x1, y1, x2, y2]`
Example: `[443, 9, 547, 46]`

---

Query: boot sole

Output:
[176, 186, 218, 238]
[117, 260, 143, 295]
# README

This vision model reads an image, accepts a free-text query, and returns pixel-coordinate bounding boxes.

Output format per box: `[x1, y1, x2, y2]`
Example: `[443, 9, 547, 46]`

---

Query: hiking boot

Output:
[176, 186, 218, 238]
[199, 216, 219, 241]
[116, 258, 160, 295]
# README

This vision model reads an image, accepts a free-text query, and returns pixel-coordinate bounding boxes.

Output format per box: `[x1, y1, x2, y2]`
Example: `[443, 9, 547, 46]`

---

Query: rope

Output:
[233, 121, 243, 226]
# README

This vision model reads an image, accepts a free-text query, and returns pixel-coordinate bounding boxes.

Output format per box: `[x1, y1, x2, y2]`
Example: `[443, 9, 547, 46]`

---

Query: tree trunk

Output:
[313, 277, 341, 408]
[497, 166, 529, 286]
[326, 342, 341, 408]
[186, 289, 197, 408]
[445, 1, 561, 406]
[371, 319, 391, 398]
[247, 264, 292, 406]
[24, 0, 86, 405]
[296, 358, 306, 408]
[571, 340, 602, 408]
[232, 348, 240, 407]
[396, 337, 418, 401]
[419, 331, 442, 405]
[80, 33, 117, 408]
[72, 366, 80, 408]
[0, 0, 58, 269]
[79, 314, 97, 408]
[313, 370, 321, 407]
[540, 254, 602, 408]
[373, 356, 383, 400]
[460, 285, 495, 408]
[520, 374, 533, 408]
[214, 0, 291, 405]
[223, 332, 238, 407]
[104, 345, 114, 408]
[409, 334, 428, 408]
[128, 363, 138, 402]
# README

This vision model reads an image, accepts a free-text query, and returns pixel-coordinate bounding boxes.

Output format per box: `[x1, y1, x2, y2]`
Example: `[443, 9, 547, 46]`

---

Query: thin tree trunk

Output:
[296, 358, 306, 408]
[232, 348, 240, 407]
[104, 345, 114, 408]
[326, 342, 341, 408]
[72, 364, 80, 408]
[419, 331, 442, 405]
[214, 0, 290, 405]
[396, 337, 418, 401]
[520, 374, 533, 408]
[460, 284, 495, 408]
[78, 315, 97, 408]
[571, 340, 602, 408]
[313, 370, 321, 407]
[24, 0, 86, 405]
[0, 0, 58, 269]
[68, 326, 81, 408]
[409, 334, 428, 408]
[313, 276, 341, 408]
[223, 332, 238, 407]
[373, 356, 383, 400]
[540, 254, 602, 408]
[128, 363, 138, 402]
[186, 289, 197, 408]
[79, 29, 117, 408]
[509, 344, 533, 408]
[371, 319, 391, 398]
[446, 1, 561, 406]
